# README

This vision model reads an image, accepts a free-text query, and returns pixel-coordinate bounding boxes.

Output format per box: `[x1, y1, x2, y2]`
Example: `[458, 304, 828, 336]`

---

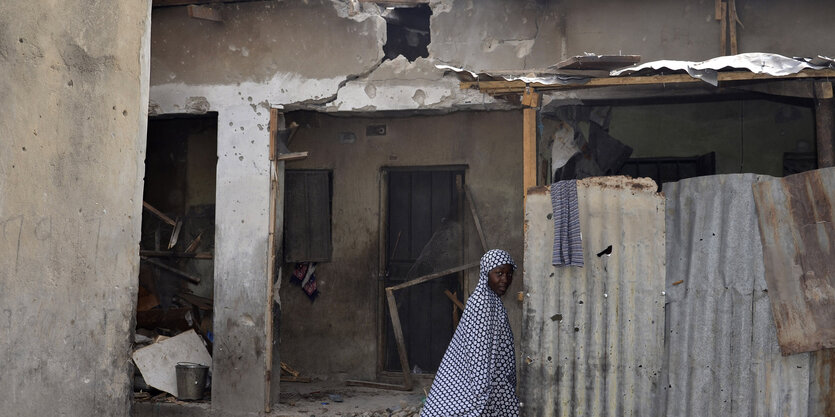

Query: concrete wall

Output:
[0, 1, 151, 416]
[432, 0, 835, 72]
[279, 110, 524, 379]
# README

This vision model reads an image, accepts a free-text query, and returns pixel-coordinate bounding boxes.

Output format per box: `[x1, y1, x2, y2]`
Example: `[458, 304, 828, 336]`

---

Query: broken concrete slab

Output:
[132, 329, 212, 397]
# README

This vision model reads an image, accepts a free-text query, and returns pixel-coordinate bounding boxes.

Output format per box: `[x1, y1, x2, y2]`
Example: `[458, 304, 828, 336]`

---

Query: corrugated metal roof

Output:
[752, 167, 835, 355]
[664, 174, 812, 417]
[521, 176, 666, 417]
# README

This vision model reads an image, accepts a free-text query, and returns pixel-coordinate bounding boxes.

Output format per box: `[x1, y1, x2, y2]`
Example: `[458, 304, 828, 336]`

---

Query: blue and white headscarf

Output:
[421, 249, 519, 417]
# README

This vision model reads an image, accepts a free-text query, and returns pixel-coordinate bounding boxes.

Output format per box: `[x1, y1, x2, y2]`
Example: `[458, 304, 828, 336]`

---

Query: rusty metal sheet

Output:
[665, 174, 811, 417]
[521, 176, 666, 417]
[752, 167, 835, 355]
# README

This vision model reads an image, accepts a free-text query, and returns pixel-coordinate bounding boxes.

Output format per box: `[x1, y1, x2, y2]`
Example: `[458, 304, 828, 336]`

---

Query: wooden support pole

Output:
[720, 2, 728, 56]
[816, 81, 835, 168]
[386, 288, 414, 391]
[142, 201, 176, 227]
[729, 0, 739, 55]
[265, 107, 282, 412]
[522, 90, 540, 201]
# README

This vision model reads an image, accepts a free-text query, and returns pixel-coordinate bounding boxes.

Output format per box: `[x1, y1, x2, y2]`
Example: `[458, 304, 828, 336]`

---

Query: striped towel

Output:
[551, 180, 584, 267]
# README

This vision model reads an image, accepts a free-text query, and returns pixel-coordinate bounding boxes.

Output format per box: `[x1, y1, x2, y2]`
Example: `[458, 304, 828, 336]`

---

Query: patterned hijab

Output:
[421, 249, 519, 417]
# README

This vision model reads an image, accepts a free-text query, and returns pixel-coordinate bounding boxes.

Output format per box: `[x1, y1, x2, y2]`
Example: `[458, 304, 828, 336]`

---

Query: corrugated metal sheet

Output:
[664, 174, 811, 417]
[521, 176, 666, 417]
[752, 168, 835, 354]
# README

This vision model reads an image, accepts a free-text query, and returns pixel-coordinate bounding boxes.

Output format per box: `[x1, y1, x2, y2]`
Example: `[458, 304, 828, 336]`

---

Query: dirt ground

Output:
[272, 380, 430, 417]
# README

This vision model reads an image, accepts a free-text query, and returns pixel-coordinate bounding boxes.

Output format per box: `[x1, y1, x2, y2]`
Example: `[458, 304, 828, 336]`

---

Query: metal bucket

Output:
[175, 362, 209, 400]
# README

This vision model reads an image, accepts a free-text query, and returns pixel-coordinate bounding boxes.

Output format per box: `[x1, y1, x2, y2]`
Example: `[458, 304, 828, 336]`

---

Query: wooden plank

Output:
[276, 151, 309, 161]
[388, 262, 479, 291]
[269, 108, 279, 161]
[720, 2, 728, 56]
[729, 0, 738, 54]
[715, 0, 722, 20]
[443, 289, 465, 310]
[460, 69, 835, 94]
[143, 201, 176, 227]
[816, 82, 835, 168]
[386, 288, 414, 391]
[140, 250, 213, 259]
[464, 184, 488, 252]
[187, 4, 222, 22]
[523, 96, 538, 197]
[141, 257, 201, 284]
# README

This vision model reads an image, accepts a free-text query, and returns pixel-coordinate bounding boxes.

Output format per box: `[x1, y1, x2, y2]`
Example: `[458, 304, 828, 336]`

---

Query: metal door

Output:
[384, 168, 464, 373]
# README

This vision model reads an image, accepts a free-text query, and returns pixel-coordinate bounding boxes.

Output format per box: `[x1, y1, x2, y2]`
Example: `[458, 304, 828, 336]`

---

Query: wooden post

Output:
[265, 108, 280, 412]
[816, 81, 835, 168]
[729, 0, 739, 54]
[522, 89, 540, 201]
[386, 288, 414, 391]
[719, 2, 728, 56]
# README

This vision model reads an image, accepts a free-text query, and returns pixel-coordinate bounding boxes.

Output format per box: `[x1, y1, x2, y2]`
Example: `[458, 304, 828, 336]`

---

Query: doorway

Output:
[383, 167, 465, 374]
[133, 114, 217, 402]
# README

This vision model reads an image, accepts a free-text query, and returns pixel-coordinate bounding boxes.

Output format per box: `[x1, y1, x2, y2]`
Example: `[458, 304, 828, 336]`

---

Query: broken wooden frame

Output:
[349, 186, 489, 390]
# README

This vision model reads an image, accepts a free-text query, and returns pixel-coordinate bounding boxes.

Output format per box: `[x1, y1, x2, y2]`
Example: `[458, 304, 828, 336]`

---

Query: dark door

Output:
[385, 168, 464, 373]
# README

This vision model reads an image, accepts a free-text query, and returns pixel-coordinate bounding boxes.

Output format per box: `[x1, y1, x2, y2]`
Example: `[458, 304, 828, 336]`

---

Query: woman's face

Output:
[487, 264, 514, 296]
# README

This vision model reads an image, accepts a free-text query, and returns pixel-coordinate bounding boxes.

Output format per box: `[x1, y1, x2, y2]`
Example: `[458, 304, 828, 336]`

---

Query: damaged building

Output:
[2, 0, 835, 416]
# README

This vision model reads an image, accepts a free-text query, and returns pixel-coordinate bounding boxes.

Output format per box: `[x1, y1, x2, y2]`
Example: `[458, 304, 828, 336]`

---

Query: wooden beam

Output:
[387, 262, 479, 291]
[142, 201, 177, 227]
[460, 69, 835, 95]
[141, 257, 201, 284]
[816, 81, 835, 168]
[140, 250, 213, 259]
[187, 4, 222, 22]
[720, 2, 728, 56]
[386, 288, 414, 391]
[276, 151, 309, 161]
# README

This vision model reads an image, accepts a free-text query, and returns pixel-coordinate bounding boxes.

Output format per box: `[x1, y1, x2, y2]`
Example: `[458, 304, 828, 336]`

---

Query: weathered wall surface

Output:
[0, 1, 151, 416]
[280, 110, 524, 379]
[431, 0, 835, 72]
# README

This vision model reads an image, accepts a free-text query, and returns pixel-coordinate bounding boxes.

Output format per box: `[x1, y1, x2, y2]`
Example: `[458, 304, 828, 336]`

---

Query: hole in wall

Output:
[382, 4, 431, 62]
